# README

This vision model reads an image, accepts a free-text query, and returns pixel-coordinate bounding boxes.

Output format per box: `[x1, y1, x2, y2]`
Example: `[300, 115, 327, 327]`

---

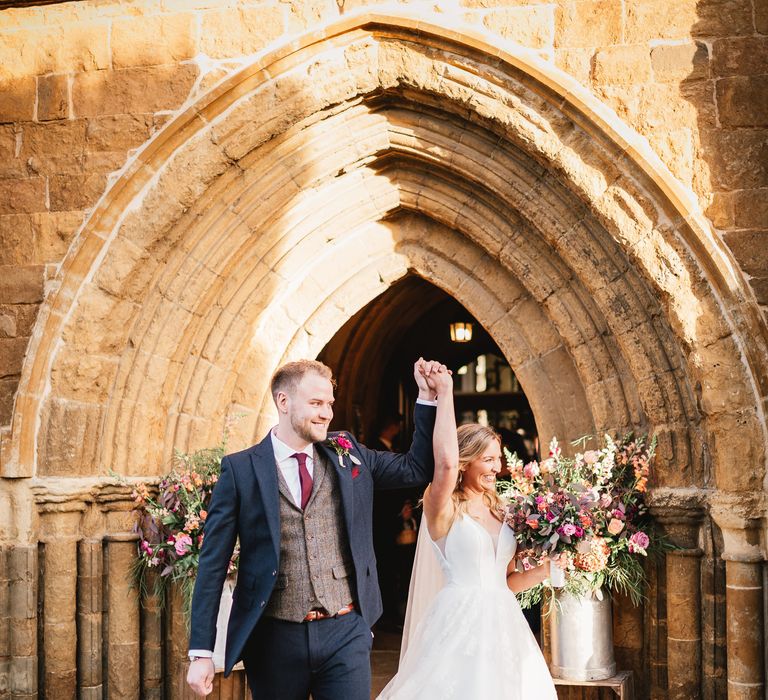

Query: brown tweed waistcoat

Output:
[264, 449, 356, 622]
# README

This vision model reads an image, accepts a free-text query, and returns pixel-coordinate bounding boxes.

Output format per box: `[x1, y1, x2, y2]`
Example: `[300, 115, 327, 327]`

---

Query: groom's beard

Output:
[291, 413, 329, 444]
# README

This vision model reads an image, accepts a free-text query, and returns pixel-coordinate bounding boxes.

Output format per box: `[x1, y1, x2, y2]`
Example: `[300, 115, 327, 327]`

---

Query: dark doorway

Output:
[318, 275, 538, 635]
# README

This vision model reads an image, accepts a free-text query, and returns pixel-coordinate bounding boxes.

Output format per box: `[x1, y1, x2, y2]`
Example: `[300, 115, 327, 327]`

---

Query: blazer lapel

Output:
[250, 434, 281, 560]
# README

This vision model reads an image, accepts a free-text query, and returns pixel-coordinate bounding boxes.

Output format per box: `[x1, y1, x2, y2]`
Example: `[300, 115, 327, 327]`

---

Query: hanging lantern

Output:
[449, 322, 473, 343]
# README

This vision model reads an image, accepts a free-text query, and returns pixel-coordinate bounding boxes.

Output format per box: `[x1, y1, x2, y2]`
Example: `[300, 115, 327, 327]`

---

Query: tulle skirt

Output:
[377, 584, 558, 700]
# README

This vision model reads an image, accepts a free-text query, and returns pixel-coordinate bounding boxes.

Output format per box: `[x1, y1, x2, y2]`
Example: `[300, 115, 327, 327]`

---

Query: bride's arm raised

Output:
[421, 366, 458, 541]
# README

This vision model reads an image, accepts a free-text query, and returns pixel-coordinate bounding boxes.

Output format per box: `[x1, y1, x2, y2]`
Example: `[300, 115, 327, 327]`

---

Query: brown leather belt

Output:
[303, 602, 355, 622]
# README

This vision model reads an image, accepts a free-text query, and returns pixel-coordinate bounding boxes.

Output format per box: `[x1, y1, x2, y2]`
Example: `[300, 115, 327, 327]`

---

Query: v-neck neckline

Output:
[464, 513, 504, 559]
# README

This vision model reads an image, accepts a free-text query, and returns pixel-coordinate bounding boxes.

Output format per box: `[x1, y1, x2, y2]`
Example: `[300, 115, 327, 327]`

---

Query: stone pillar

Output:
[711, 496, 766, 700]
[38, 510, 82, 699]
[0, 547, 9, 700]
[654, 506, 705, 700]
[140, 570, 163, 700]
[104, 535, 140, 700]
[8, 545, 37, 700]
[77, 540, 103, 700]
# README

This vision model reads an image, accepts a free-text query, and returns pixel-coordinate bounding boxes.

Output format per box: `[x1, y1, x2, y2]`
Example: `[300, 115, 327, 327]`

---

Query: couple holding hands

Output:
[188, 358, 559, 699]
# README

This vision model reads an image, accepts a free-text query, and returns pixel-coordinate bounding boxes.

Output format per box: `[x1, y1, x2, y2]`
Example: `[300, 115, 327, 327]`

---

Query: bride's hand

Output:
[422, 364, 453, 395]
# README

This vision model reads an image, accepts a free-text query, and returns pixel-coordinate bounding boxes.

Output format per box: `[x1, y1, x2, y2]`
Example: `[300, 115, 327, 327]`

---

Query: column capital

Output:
[709, 491, 766, 563]
[648, 488, 707, 551]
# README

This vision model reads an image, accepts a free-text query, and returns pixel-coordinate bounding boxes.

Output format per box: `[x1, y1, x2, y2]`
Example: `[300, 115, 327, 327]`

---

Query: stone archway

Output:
[4, 12, 766, 699]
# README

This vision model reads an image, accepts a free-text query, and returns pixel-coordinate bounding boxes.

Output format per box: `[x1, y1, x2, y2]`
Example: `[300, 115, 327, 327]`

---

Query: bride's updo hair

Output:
[453, 423, 506, 519]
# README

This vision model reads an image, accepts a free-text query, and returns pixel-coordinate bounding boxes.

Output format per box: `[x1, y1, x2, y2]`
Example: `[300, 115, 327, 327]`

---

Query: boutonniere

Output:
[327, 434, 361, 468]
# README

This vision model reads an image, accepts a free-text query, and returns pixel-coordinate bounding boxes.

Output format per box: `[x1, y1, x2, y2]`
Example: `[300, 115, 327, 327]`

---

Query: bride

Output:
[378, 365, 559, 699]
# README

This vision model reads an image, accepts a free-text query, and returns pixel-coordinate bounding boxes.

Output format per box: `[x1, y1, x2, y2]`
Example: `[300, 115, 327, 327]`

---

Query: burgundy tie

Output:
[292, 452, 313, 509]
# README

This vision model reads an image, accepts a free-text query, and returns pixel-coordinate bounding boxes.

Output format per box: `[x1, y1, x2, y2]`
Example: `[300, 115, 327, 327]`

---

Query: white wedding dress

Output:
[378, 514, 558, 699]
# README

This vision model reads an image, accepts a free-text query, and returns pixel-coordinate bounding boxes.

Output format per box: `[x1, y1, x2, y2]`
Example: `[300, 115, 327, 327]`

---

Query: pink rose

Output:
[573, 526, 585, 538]
[583, 450, 599, 464]
[559, 523, 576, 536]
[607, 518, 625, 535]
[336, 436, 353, 450]
[628, 531, 650, 554]
[174, 533, 193, 556]
[523, 462, 540, 479]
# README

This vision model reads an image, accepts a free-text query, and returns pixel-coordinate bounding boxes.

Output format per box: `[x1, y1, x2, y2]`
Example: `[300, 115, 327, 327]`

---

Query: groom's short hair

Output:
[271, 360, 335, 401]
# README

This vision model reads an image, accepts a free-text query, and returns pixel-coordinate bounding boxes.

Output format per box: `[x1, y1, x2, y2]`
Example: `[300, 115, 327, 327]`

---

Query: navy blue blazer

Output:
[189, 402, 436, 675]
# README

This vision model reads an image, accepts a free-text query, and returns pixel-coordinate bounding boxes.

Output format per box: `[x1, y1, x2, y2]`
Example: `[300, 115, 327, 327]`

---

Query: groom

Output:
[187, 358, 442, 699]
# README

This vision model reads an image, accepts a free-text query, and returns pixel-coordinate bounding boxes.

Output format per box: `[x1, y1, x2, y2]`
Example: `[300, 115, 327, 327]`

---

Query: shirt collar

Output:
[271, 428, 313, 463]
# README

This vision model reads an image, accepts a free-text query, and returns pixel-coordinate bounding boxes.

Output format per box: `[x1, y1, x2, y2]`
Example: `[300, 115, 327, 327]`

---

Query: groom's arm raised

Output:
[357, 358, 442, 489]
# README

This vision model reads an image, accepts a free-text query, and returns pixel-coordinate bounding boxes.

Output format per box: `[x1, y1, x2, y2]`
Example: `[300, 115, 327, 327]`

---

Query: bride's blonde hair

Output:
[452, 423, 506, 520]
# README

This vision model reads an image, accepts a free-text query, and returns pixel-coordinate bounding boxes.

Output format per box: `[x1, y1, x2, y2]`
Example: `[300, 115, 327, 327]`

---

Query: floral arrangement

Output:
[131, 441, 238, 621]
[498, 433, 665, 608]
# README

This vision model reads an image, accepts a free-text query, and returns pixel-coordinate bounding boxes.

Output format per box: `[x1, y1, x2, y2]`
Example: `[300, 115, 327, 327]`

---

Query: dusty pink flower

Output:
[523, 462, 540, 479]
[628, 531, 650, 554]
[174, 533, 193, 556]
[583, 450, 600, 464]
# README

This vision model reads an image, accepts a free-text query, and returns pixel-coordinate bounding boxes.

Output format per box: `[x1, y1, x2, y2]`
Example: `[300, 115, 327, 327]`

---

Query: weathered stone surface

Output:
[554, 47, 593, 85]
[0, 337, 28, 377]
[199, 6, 284, 58]
[0, 78, 35, 123]
[651, 42, 709, 83]
[701, 128, 768, 190]
[112, 12, 196, 68]
[716, 76, 768, 128]
[20, 120, 87, 175]
[0, 215, 34, 265]
[0, 266, 44, 304]
[33, 210, 83, 264]
[48, 172, 108, 212]
[712, 36, 768, 78]
[593, 45, 652, 84]
[483, 6, 555, 48]
[554, 0, 622, 47]
[722, 230, 768, 277]
[37, 74, 69, 122]
[625, 0, 699, 42]
[85, 113, 154, 153]
[72, 64, 198, 117]
[731, 189, 768, 229]
[0, 177, 46, 214]
[691, 0, 755, 37]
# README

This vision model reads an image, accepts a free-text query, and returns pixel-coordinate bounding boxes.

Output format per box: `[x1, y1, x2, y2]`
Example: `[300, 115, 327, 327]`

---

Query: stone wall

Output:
[0, 1, 766, 699]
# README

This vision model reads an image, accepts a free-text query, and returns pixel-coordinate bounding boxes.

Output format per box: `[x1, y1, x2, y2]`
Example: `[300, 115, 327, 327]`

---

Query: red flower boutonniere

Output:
[327, 434, 361, 468]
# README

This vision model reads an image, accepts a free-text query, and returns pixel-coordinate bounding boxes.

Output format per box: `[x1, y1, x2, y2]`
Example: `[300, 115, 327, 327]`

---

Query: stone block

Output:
[702, 129, 768, 190]
[38, 398, 102, 476]
[705, 191, 734, 228]
[0, 125, 24, 179]
[85, 113, 153, 153]
[0, 178, 46, 215]
[0, 338, 28, 377]
[691, 0, 755, 37]
[0, 215, 35, 266]
[722, 230, 768, 277]
[483, 6, 555, 49]
[20, 120, 87, 175]
[72, 64, 198, 118]
[651, 42, 709, 83]
[48, 172, 108, 212]
[554, 0, 622, 48]
[592, 45, 652, 84]
[0, 78, 35, 123]
[716, 76, 768, 127]
[0, 377, 16, 424]
[625, 0, 698, 42]
[199, 6, 284, 58]
[32, 210, 83, 264]
[758, 0, 768, 33]
[0, 22, 110, 80]
[712, 36, 768, 78]
[0, 265, 44, 304]
[732, 189, 768, 229]
[37, 74, 69, 122]
[112, 13, 196, 69]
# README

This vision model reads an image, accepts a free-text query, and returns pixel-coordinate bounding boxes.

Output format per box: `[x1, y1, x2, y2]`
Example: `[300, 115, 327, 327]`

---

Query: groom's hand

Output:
[187, 658, 215, 696]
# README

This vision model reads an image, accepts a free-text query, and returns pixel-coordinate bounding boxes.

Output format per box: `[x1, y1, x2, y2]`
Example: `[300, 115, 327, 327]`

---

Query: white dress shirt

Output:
[270, 429, 314, 508]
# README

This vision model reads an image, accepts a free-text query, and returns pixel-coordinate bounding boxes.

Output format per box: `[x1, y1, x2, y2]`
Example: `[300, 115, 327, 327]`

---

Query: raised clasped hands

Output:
[413, 357, 453, 400]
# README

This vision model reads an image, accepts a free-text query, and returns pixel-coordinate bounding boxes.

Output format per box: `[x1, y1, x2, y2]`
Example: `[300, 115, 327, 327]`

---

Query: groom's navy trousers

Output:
[189, 402, 436, 697]
[243, 610, 372, 700]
